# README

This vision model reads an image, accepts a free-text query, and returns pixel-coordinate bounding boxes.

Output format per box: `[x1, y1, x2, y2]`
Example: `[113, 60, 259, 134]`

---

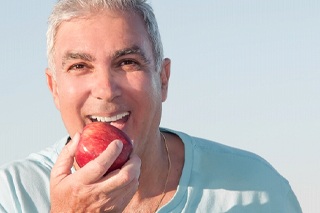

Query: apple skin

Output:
[75, 122, 133, 174]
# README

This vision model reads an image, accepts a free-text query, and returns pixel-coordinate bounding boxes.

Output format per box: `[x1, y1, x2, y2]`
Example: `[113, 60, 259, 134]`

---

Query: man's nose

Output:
[91, 69, 122, 102]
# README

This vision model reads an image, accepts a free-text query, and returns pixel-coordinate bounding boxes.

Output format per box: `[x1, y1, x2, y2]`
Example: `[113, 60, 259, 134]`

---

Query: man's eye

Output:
[119, 60, 141, 72]
[69, 63, 86, 70]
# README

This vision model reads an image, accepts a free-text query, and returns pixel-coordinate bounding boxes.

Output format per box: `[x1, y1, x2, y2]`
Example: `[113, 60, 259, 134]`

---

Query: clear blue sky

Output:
[0, 0, 319, 212]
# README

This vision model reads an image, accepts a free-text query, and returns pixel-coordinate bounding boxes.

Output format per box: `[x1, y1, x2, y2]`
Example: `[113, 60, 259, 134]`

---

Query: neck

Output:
[137, 131, 170, 198]
[123, 131, 171, 212]
[125, 131, 185, 212]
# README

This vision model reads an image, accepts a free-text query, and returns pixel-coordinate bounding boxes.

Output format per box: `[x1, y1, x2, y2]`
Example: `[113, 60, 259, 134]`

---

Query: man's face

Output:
[46, 10, 170, 152]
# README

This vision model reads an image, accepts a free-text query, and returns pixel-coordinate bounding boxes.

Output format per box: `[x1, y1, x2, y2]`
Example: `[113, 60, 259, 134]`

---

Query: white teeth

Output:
[91, 112, 129, 123]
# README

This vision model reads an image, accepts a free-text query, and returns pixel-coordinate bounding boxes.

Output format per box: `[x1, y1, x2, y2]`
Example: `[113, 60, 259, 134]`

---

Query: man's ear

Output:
[46, 68, 60, 110]
[160, 58, 171, 102]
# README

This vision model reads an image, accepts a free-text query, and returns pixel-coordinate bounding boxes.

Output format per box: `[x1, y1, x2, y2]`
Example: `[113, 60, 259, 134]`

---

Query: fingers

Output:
[75, 140, 124, 184]
[50, 136, 141, 212]
[101, 175, 139, 212]
[100, 153, 141, 192]
[51, 132, 80, 186]
[95, 154, 141, 212]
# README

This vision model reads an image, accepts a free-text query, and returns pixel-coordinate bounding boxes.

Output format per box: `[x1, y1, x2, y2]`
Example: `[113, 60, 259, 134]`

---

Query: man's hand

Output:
[50, 133, 141, 212]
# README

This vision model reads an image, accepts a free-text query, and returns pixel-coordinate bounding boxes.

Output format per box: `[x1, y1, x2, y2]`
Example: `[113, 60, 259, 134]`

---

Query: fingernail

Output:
[115, 140, 123, 149]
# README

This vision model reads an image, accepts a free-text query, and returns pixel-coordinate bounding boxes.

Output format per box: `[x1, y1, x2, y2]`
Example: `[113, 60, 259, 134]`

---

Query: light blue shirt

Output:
[159, 129, 302, 212]
[0, 129, 302, 212]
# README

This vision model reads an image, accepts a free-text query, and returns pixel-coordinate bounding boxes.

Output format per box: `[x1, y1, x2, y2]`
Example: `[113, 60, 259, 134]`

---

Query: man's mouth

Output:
[89, 112, 130, 126]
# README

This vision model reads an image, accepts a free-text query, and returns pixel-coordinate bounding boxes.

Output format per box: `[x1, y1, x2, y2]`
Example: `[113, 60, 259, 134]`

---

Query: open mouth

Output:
[89, 112, 130, 127]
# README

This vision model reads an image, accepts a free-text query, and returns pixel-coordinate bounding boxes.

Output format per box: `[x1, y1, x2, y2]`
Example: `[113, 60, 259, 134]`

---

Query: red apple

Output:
[75, 122, 133, 174]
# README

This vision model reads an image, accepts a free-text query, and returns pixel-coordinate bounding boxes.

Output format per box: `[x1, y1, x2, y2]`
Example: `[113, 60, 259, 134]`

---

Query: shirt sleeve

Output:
[0, 165, 20, 212]
[0, 136, 66, 212]
[0, 159, 51, 212]
[285, 187, 303, 213]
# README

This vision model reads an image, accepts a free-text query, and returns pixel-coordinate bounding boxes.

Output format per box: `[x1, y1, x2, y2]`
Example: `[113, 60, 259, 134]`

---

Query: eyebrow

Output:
[112, 45, 151, 64]
[61, 45, 151, 68]
[62, 52, 96, 68]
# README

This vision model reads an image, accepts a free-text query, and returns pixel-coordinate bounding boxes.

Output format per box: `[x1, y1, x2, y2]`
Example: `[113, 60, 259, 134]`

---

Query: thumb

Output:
[50, 132, 80, 186]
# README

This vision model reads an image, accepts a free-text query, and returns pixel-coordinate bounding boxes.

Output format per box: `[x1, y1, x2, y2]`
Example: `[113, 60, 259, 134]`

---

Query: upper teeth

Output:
[91, 112, 129, 122]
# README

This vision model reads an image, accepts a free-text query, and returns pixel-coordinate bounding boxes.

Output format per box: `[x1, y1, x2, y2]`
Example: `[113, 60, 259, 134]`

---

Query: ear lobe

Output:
[160, 58, 171, 102]
[46, 68, 60, 110]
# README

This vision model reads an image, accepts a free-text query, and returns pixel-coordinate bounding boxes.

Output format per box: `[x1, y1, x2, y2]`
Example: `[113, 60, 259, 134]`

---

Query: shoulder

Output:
[191, 135, 277, 174]
[162, 128, 290, 190]
[160, 128, 302, 212]
[0, 136, 68, 212]
[1, 135, 68, 172]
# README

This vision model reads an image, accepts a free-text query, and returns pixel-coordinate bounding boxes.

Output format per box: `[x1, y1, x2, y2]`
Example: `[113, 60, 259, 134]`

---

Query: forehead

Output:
[53, 9, 153, 62]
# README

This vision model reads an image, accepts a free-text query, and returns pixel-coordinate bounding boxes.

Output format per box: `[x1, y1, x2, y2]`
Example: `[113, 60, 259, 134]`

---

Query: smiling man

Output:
[0, 0, 302, 212]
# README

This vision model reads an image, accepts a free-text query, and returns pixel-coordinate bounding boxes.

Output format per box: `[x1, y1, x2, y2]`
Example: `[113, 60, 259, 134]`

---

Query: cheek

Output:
[59, 83, 81, 105]
[149, 74, 163, 99]
[138, 76, 163, 114]
[56, 78, 91, 135]
[56, 78, 89, 115]
[128, 73, 162, 101]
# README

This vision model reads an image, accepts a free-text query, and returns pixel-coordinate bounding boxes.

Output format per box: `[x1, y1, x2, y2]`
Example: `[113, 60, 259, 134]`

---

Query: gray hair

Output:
[47, 0, 164, 75]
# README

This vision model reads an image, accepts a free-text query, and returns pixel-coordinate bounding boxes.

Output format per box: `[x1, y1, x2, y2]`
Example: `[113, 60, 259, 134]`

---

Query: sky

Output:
[0, 0, 319, 212]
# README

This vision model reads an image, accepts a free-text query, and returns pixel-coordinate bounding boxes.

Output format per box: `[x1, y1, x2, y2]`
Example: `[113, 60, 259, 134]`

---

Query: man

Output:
[0, 0, 302, 212]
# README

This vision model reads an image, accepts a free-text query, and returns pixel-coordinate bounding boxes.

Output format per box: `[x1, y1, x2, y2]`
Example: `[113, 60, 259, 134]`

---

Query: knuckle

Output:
[119, 171, 132, 184]
[89, 159, 108, 175]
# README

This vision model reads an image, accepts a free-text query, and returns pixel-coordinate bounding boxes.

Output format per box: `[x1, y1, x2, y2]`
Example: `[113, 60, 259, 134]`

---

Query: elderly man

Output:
[0, 0, 302, 212]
